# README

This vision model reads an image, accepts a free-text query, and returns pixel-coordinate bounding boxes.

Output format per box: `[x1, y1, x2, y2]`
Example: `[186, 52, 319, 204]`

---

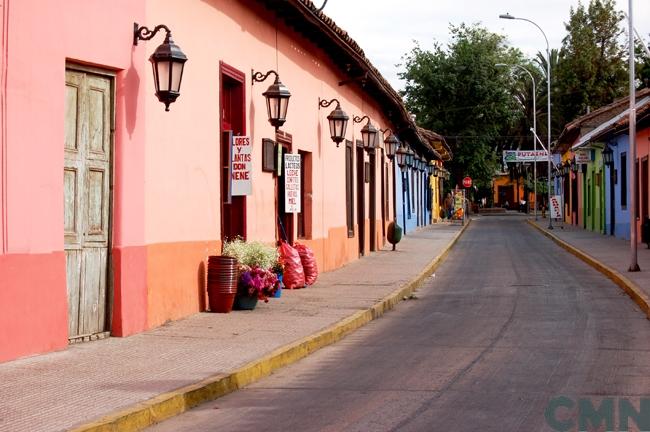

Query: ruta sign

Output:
[503, 150, 548, 163]
[284, 154, 301, 213]
[231, 135, 252, 196]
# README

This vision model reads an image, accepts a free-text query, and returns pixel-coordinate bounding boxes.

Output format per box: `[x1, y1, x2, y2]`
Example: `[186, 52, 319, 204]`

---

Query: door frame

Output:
[369, 149, 376, 252]
[356, 141, 365, 257]
[65, 62, 116, 340]
[219, 62, 247, 241]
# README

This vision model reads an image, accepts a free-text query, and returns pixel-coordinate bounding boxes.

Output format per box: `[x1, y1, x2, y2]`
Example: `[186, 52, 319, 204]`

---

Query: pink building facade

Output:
[0, 0, 445, 363]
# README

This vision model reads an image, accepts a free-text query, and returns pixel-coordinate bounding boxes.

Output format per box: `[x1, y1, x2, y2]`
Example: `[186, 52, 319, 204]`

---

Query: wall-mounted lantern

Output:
[602, 143, 614, 167]
[318, 98, 349, 147]
[134, 23, 188, 111]
[431, 164, 439, 177]
[406, 147, 415, 168]
[380, 129, 399, 160]
[353, 115, 378, 152]
[396, 143, 408, 170]
[252, 69, 291, 129]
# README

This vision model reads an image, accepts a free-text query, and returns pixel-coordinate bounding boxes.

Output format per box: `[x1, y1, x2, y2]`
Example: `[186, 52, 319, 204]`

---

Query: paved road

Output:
[148, 217, 650, 432]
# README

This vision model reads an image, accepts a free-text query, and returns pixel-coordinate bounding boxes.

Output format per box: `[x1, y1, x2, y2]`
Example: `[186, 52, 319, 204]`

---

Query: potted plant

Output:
[222, 239, 280, 310]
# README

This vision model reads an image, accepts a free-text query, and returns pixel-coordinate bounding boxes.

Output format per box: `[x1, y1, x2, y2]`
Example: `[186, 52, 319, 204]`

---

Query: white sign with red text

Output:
[231, 136, 252, 196]
[284, 154, 301, 213]
[550, 195, 563, 219]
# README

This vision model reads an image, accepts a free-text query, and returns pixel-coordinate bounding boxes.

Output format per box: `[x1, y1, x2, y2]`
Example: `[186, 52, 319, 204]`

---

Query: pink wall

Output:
[144, 0, 393, 245]
[0, 0, 148, 360]
[1, 0, 400, 362]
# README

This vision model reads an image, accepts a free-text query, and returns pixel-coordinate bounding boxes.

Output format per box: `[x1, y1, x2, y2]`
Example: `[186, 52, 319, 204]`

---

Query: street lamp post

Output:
[500, 13, 553, 229]
[627, 0, 640, 271]
[496, 63, 537, 220]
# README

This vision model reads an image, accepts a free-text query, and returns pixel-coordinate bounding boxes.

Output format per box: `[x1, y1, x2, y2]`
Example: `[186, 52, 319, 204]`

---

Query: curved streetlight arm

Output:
[353, 115, 370, 125]
[252, 69, 279, 84]
[133, 23, 171, 46]
[318, 97, 341, 109]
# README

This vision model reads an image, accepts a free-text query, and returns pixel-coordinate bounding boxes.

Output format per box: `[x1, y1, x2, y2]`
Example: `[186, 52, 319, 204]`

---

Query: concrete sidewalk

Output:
[528, 218, 650, 317]
[0, 222, 467, 432]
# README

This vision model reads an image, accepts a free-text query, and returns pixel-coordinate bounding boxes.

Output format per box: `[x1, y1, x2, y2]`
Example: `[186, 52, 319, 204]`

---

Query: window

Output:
[621, 152, 627, 208]
[345, 140, 354, 237]
[297, 150, 312, 239]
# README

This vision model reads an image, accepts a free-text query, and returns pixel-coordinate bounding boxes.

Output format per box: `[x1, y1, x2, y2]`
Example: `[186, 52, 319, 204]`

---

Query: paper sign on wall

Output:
[231, 135, 252, 196]
[284, 154, 301, 213]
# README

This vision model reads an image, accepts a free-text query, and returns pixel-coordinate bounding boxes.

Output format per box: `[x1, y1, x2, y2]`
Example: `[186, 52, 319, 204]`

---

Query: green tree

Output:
[555, 0, 627, 126]
[399, 24, 523, 190]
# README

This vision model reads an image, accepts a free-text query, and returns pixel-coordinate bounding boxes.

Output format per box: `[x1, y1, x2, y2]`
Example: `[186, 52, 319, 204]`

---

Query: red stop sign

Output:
[462, 176, 472, 188]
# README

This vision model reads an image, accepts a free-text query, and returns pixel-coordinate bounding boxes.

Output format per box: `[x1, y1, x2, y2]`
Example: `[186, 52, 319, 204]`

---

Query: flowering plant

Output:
[238, 265, 279, 302]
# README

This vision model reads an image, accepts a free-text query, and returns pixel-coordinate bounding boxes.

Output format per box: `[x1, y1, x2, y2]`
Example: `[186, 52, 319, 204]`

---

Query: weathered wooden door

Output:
[64, 69, 112, 340]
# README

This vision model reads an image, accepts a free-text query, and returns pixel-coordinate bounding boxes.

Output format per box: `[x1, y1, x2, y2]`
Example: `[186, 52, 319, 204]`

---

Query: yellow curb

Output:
[69, 220, 471, 432]
[527, 220, 650, 319]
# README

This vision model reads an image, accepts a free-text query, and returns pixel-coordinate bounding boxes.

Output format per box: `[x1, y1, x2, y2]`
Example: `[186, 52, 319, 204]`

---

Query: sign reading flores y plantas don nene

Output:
[284, 154, 301, 213]
[503, 150, 548, 163]
[232, 136, 252, 196]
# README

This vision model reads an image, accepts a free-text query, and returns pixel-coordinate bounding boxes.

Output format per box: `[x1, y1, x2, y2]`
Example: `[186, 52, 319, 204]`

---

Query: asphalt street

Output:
[147, 216, 650, 432]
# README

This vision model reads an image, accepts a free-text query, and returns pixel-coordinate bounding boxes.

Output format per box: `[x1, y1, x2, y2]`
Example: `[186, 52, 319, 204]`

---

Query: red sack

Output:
[278, 241, 305, 289]
[294, 243, 318, 286]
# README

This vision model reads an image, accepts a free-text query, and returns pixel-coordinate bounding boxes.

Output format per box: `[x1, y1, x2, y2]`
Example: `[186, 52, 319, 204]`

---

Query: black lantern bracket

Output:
[318, 97, 341, 110]
[252, 69, 279, 84]
[353, 115, 370, 125]
[134, 23, 171, 46]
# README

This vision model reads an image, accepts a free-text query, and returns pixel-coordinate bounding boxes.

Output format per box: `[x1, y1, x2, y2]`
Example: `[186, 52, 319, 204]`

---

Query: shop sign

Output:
[575, 149, 593, 164]
[284, 154, 301, 213]
[231, 135, 252, 196]
[503, 150, 548, 163]
[550, 195, 563, 219]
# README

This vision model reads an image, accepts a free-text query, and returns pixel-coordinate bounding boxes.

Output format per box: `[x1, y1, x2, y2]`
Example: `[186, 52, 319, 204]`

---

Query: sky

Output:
[322, 0, 650, 91]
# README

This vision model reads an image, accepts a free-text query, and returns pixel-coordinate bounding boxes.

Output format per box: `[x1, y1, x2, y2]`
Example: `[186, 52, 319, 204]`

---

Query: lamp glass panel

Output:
[157, 61, 171, 92]
[151, 62, 160, 92]
[279, 96, 289, 121]
[338, 119, 348, 139]
[171, 61, 184, 92]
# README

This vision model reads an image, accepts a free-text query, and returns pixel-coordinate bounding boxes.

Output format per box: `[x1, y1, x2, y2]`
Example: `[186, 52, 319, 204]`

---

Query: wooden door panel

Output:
[65, 73, 83, 153]
[85, 164, 109, 242]
[66, 250, 82, 336]
[87, 76, 111, 160]
[80, 248, 108, 335]
[64, 165, 82, 245]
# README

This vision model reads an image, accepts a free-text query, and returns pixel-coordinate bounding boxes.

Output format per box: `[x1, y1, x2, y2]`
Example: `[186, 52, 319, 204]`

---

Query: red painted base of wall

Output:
[0, 252, 68, 363]
[111, 246, 148, 337]
[146, 241, 221, 329]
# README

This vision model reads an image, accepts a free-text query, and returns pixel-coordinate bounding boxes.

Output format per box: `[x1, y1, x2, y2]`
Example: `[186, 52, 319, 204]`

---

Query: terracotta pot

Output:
[206, 256, 239, 313]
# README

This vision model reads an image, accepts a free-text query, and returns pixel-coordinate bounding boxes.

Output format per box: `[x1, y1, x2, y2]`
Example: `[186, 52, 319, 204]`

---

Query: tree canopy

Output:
[399, 24, 524, 190]
[554, 0, 627, 127]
